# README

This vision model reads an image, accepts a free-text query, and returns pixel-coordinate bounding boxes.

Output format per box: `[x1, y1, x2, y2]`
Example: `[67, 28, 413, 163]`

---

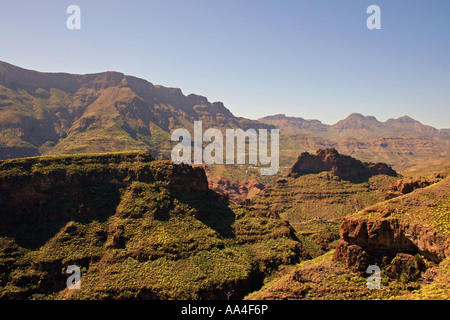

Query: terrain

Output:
[247, 168, 450, 300]
[261, 113, 450, 172]
[0, 60, 273, 160]
[248, 148, 401, 258]
[0, 152, 301, 299]
[0, 61, 449, 300]
[1, 150, 447, 300]
[2, 61, 450, 201]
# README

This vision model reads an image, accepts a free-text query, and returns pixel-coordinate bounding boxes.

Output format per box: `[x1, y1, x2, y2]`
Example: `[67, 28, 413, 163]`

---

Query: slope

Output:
[247, 149, 399, 258]
[0, 152, 301, 300]
[247, 168, 450, 300]
[0, 61, 273, 160]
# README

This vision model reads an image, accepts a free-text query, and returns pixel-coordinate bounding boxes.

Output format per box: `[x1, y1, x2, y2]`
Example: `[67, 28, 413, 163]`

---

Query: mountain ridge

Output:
[0, 61, 273, 160]
[1, 60, 449, 192]
[259, 113, 448, 138]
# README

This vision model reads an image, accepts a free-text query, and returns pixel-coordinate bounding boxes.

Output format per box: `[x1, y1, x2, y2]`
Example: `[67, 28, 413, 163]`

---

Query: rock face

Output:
[0, 152, 209, 248]
[333, 173, 450, 280]
[209, 176, 265, 202]
[0, 152, 304, 300]
[389, 177, 436, 195]
[288, 148, 397, 181]
[337, 217, 450, 263]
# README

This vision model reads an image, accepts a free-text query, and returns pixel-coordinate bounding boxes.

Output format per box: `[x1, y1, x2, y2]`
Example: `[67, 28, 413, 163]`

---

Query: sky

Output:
[0, 0, 449, 128]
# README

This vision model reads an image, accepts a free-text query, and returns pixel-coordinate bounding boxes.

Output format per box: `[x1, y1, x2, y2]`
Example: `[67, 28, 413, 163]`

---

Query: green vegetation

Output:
[355, 174, 450, 238]
[246, 250, 422, 300]
[247, 170, 450, 300]
[248, 172, 398, 258]
[1, 62, 449, 301]
[0, 152, 301, 300]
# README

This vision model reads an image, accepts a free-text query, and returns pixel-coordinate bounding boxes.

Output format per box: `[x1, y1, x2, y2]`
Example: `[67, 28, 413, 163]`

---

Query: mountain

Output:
[247, 169, 450, 300]
[0, 61, 273, 160]
[259, 113, 450, 172]
[259, 113, 449, 139]
[256, 114, 329, 135]
[0, 152, 301, 299]
[1, 60, 448, 202]
[247, 149, 402, 258]
[332, 113, 387, 137]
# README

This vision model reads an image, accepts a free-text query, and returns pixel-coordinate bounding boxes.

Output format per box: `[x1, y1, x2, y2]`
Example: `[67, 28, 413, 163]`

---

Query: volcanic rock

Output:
[287, 148, 397, 181]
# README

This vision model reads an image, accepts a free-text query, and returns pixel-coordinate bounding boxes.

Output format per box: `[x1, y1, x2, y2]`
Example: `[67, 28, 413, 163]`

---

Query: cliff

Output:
[0, 152, 302, 299]
[246, 169, 450, 300]
[334, 174, 450, 278]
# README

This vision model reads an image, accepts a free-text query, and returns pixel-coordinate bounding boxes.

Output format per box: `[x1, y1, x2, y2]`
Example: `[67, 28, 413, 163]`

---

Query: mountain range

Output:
[0, 61, 449, 301]
[259, 113, 449, 138]
[1, 61, 449, 169]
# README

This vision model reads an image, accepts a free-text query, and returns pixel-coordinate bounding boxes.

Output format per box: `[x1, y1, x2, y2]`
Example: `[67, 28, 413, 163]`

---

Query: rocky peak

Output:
[287, 148, 397, 181]
[259, 114, 289, 121]
[392, 116, 418, 124]
[332, 113, 381, 130]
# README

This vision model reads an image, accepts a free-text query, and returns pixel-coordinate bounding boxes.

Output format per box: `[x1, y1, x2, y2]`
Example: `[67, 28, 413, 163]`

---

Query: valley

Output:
[0, 61, 449, 300]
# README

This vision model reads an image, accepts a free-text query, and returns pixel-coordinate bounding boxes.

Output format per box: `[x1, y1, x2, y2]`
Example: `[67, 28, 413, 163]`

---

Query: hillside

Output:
[0, 152, 302, 299]
[0, 61, 273, 160]
[247, 149, 400, 258]
[247, 169, 450, 300]
[1, 60, 449, 301]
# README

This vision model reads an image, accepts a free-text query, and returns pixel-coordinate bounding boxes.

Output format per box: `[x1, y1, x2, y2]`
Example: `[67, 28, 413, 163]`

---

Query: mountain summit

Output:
[287, 148, 397, 181]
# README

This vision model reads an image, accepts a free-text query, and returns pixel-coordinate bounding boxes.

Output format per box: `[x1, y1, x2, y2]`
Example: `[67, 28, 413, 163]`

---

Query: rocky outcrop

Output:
[209, 176, 265, 202]
[0, 152, 209, 248]
[288, 148, 397, 181]
[388, 174, 446, 195]
[0, 152, 304, 300]
[338, 216, 450, 262]
[334, 173, 450, 278]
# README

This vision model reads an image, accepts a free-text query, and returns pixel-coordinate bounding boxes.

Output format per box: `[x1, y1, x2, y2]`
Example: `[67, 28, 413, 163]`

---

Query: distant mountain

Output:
[259, 113, 449, 139]
[256, 114, 329, 135]
[259, 113, 450, 171]
[0, 61, 273, 160]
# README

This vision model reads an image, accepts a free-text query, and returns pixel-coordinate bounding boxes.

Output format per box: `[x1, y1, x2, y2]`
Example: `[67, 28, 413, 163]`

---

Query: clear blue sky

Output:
[0, 0, 449, 128]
